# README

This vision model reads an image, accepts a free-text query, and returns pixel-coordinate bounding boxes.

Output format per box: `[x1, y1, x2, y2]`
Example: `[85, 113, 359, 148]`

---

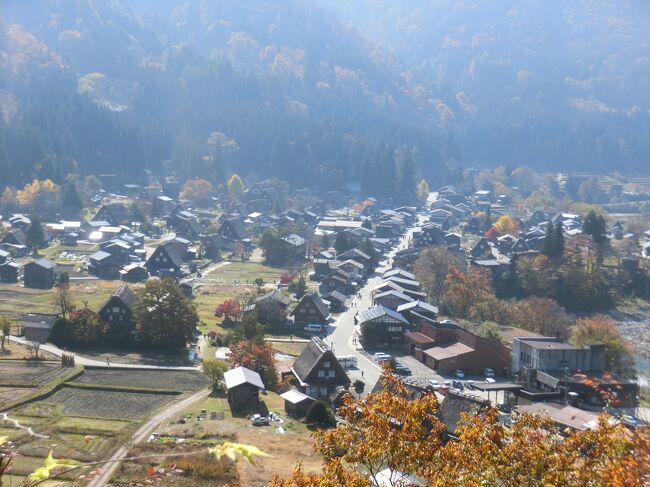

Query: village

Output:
[0, 170, 649, 484]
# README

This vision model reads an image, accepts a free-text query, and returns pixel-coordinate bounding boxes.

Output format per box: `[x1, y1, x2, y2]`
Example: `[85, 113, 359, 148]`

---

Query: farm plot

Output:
[0, 361, 67, 385]
[0, 386, 37, 406]
[43, 387, 176, 420]
[73, 368, 209, 392]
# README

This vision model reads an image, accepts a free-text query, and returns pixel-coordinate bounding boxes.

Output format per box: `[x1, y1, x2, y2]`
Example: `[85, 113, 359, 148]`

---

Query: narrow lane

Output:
[328, 223, 418, 390]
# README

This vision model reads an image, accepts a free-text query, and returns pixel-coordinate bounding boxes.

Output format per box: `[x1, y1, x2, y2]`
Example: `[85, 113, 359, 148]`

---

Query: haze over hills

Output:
[1, 0, 649, 192]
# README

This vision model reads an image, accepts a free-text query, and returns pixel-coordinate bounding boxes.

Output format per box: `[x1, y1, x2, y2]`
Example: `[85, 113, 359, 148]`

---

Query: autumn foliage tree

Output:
[228, 339, 279, 391]
[442, 267, 493, 318]
[214, 299, 242, 326]
[494, 214, 518, 236]
[271, 372, 650, 487]
[572, 315, 636, 378]
[227, 174, 245, 202]
[413, 247, 465, 304]
[180, 178, 213, 207]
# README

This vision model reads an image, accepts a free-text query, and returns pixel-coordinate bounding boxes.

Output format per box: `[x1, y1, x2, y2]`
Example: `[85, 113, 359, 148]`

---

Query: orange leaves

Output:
[273, 372, 650, 486]
[180, 178, 213, 207]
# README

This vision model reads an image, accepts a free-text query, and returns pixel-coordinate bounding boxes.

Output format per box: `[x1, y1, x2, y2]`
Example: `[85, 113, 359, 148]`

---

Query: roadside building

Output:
[224, 366, 265, 410]
[291, 292, 331, 328]
[291, 337, 350, 398]
[355, 306, 409, 349]
[98, 284, 137, 340]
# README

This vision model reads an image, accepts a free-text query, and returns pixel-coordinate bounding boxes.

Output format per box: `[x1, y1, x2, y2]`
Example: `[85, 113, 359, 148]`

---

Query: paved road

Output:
[328, 222, 419, 391]
[326, 216, 509, 404]
[7, 335, 199, 371]
[87, 388, 211, 487]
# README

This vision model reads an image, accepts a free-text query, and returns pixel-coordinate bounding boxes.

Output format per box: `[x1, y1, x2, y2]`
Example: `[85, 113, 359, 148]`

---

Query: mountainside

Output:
[324, 0, 650, 171]
[0, 0, 648, 193]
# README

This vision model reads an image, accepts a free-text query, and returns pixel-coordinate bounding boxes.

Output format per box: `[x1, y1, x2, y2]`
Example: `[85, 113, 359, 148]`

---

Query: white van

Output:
[304, 323, 324, 334]
[373, 352, 391, 363]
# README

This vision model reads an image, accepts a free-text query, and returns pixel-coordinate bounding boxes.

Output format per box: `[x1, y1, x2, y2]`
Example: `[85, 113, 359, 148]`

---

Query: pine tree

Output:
[553, 221, 565, 257]
[61, 182, 83, 217]
[26, 217, 45, 250]
[335, 232, 349, 255]
[583, 210, 607, 245]
[542, 222, 555, 257]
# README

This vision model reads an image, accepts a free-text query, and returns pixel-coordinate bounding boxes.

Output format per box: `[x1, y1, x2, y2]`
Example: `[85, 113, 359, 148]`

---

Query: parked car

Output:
[394, 364, 411, 376]
[455, 369, 465, 379]
[465, 379, 475, 389]
[484, 368, 495, 378]
[452, 379, 464, 390]
[428, 379, 441, 390]
[485, 377, 496, 384]
[251, 414, 271, 426]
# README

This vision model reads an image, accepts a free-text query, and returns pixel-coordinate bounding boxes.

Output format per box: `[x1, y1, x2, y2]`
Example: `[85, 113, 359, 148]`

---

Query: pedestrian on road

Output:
[106, 355, 110, 366]
[361, 370, 364, 378]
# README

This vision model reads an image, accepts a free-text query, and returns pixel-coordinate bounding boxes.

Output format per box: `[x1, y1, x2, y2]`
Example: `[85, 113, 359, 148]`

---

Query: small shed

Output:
[280, 389, 314, 416]
[224, 366, 265, 411]
[0, 261, 20, 283]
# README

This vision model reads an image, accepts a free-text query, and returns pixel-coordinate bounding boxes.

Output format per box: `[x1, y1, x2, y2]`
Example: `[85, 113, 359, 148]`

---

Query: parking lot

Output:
[387, 352, 513, 405]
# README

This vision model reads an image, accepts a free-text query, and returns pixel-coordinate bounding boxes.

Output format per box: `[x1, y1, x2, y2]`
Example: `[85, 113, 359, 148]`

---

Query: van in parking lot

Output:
[373, 352, 391, 363]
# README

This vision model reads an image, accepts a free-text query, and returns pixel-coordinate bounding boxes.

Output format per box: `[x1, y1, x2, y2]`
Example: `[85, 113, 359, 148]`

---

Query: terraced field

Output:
[43, 387, 176, 420]
[73, 368, 209, 392]
[0, 361, 67, 385]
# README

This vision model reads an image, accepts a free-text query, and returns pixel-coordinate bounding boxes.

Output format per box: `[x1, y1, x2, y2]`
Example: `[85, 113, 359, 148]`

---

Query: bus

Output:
[336, 355, 358, 369]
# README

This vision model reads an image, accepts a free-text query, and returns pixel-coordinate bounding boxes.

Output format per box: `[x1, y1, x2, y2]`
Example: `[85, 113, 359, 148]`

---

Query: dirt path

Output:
[87, 388, 211, 486]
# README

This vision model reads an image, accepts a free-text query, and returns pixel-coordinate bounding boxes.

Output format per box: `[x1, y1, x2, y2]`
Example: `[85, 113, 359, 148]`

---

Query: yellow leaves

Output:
[494, 214, 518, 236]
[28, 451, 78, 482]
[208, 442, 270, 465]
[15, 178, 59, 206]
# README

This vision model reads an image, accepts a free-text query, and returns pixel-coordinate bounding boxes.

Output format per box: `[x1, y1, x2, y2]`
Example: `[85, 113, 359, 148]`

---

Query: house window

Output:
[328, 370, 335, 378]
[324, 361, 330, 368]
[318, 370, 325, 378]
[388, 326, 402, 332]
[112, 307, 120, 313]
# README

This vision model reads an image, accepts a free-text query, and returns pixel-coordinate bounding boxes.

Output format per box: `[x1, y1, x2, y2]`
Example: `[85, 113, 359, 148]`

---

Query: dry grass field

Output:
[42, 387, 177, 420]
[0, 360, 67, 386]
[73, 368, 209, 391]
[110, 391, 321, 486]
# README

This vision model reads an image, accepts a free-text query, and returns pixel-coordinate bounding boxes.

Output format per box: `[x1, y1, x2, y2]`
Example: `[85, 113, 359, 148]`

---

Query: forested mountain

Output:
[324, 0, 650, 171]
[1, 0, 648, 194]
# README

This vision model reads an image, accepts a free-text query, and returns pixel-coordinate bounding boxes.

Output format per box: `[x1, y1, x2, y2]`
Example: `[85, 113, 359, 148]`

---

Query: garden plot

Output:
[0, 361, 67, 386]
[0, 386, 36, 406]
[73, 368, 209, 392]
[42, 387, 176, 420]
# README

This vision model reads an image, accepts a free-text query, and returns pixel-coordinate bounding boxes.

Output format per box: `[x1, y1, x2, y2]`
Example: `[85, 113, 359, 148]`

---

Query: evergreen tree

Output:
[542, 222, 556, 257]
[583, 210, 607, 245]
[335, 232, 350, 255]
[61, 182, 83, 217]
[553, 221, 565, 257]
[26, 217, 45, 250]
[321, 234, 330, 250]
[361, 219, 372, 230]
